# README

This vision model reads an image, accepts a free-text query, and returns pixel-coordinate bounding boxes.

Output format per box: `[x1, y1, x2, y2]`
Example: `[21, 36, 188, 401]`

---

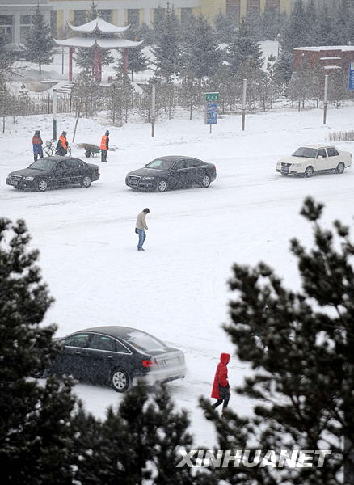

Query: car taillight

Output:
[142, 360, 155, 367]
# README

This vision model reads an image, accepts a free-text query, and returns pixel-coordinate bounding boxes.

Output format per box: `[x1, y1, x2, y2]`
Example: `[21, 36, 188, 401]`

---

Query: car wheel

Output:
[81, 175, 92, 188]
[336, 162, 344, 174]
[37, 178, 48, 192]
[157, 179, 168, 192]
[200, 173, 211, 188]
[305, 166, 314, 178]
[111, 369, 130, 392]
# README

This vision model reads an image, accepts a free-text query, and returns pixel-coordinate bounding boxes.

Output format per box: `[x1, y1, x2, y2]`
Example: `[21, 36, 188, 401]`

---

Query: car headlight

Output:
[142, 176, 154, 180]
[24, 176, 34, 181]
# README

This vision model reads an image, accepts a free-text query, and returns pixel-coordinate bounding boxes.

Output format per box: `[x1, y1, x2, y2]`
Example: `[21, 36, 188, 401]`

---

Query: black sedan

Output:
[6, 156, 99, 192]
[125, 155, 217, 192]
[47, 326, 186, 392]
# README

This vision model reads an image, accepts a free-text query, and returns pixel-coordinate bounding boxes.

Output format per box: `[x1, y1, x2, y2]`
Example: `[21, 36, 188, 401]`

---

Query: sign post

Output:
[348, 62, 354, 91]
[241, 79, 247, 131]
[204, 92, 219, 133]
[323, 74, 328, 125]
[151, 82, 156, 138]
[53, 88, 58, 141]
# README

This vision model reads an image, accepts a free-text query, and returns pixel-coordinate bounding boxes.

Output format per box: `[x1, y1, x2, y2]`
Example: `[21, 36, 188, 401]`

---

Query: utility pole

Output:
[53, 88, 58, 140]
[151, 82, 156, 138]
[241, 78, 247, 131]
[323, 74, 328, 125]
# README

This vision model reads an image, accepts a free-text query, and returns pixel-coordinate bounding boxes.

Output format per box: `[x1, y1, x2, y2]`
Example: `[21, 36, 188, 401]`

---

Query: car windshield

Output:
[145, 159, 174, 170]
[292, 147, 318, 158]
[29, 158, 57, 171]
[124, 330, 167, 352]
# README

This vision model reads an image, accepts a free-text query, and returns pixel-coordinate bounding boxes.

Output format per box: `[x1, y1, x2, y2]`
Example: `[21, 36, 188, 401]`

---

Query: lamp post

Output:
[323, 74, 328, 125]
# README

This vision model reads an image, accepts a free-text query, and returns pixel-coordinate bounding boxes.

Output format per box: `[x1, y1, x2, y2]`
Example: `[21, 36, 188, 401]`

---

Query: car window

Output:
[29, 158, 57, 171]
[116, 339, 130, 353]
[124, 330, 167, 353]
[174, 160, 188, 169]
[89, 334, 116, 352]
[64, 159, 80, 169]
[188, 159, 203, 167]
[64, 334, 89, 348]
[326, 147, 337, 157]
[146, 159, 174, 170]
[318, 149, 327, 158]
[292, 147, 317, 158]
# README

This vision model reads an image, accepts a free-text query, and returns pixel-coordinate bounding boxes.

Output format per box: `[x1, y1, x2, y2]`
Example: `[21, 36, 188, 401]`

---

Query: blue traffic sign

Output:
[348, 62, 354, 91]
[205, 102, 218, 124]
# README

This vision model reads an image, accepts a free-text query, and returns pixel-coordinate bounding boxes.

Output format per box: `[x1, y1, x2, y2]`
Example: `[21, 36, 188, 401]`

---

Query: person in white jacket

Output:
[135, 208, 150, 251]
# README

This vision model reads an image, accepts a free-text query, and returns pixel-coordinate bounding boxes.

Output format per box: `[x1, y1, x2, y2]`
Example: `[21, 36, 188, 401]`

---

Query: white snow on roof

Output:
[320, 57, 342, 60]
[323, 65, 342, 70]
[67, 18, 129, 34]
[294, 45, 354, 52]
[55, 37, 142, 49]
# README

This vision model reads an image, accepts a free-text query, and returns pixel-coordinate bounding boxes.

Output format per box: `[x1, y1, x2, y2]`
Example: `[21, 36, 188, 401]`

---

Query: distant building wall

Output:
[0, 0, 51, 45]
[293, 46, 354, 74]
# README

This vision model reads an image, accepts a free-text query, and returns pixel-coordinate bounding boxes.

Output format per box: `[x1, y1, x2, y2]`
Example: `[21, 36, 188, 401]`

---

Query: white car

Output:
[276, 145, 352, 177]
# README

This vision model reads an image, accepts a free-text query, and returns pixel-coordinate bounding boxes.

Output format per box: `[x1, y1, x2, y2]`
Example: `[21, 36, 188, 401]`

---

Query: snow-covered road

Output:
[1, 105, 354, 445]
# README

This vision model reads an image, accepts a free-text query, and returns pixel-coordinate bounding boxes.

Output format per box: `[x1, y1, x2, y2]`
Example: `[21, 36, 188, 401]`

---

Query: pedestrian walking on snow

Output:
[32, 130, 43, 161]
[100, 130, 109, 162]
[135, 208, 150, 251]
[211, 352, 231, 410]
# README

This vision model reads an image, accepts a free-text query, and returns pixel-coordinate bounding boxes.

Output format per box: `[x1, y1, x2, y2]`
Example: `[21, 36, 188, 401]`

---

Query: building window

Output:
[73, 10, 87, 26]
[127, 9, 140, 26]
[153, 7, 166, 25]
[247, 0, 260, 16]
[99, 10, 112, 23]
[20, 15, 35, 44]
[0, 15, 14, 44]
[265, 0, 280, 10]
[180, 7, 192, 25]
[226, 0, 241, 24]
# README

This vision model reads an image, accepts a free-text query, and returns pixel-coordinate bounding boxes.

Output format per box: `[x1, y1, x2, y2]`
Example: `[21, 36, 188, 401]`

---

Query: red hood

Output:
[220, 352, 230, 365]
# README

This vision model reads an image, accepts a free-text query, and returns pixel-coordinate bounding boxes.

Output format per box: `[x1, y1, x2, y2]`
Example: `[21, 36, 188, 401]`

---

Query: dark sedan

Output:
[125, 155, 217, 192]
[6, 156, 99, 192]
[47, 326, 186, 392]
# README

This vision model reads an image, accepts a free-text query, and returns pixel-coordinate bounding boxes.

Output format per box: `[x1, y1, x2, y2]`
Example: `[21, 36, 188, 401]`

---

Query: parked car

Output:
[6, 156, 99, 192]
[125, 155, 217, 192]
[46, 326, 186, 392]
[276, 145, 352, 177]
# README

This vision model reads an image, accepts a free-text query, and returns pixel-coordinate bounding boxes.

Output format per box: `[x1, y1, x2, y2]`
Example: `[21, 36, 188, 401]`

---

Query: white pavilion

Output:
[55, 17, 142, 82]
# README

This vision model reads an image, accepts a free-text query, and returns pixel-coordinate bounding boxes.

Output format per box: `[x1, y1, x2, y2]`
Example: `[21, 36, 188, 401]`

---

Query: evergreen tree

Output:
[183, 15, 221, 81]
[227, 20, 263, 76]
[273, 50, 293, 87]
[125, 24, 147, 81]
[281, 0, 308, 52]
[23, 5, 54, 72]
[201, 197, 354, 484]
[214, 13, 237, 44]
[153, 4, 181, 81]
[0, 218, 78, 482]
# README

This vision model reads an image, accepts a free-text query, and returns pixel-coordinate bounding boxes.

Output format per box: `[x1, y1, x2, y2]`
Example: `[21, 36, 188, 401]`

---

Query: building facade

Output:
[0, 0, 306, 45]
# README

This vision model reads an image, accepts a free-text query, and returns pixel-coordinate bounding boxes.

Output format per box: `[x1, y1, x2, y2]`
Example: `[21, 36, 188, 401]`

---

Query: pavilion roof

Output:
[67, 17, 130, 34]
[55, 37, 142, 49]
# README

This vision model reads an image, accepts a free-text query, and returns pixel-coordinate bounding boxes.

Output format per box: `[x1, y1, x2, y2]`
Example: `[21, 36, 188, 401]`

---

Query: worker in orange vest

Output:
[56, 131, 69, 156]
[100, 130, 109, 162]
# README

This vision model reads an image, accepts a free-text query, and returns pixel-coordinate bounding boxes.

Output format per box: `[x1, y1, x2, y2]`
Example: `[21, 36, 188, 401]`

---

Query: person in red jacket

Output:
[100, 130, 109, 162]
[211, 352, 231, 410]
[32, 130, 43, 161]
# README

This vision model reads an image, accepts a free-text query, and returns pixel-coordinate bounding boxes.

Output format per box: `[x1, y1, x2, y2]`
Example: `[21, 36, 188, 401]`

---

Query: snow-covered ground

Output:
[1, 104, 354, 446]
